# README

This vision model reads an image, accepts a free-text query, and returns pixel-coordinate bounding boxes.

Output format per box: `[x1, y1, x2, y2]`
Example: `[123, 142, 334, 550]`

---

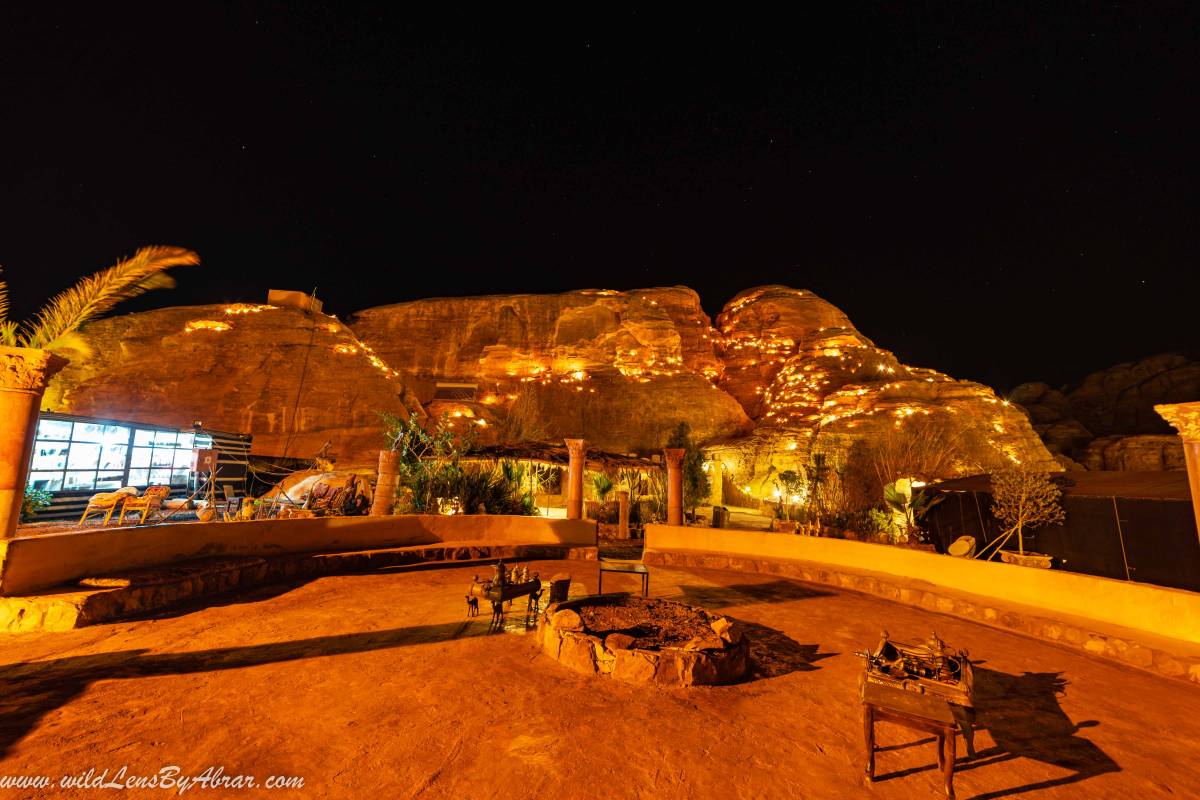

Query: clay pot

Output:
[1000, 550, 1053, 569]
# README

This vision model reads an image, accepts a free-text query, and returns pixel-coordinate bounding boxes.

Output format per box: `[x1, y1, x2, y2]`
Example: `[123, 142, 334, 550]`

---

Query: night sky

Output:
[2, 5, 1196, 392]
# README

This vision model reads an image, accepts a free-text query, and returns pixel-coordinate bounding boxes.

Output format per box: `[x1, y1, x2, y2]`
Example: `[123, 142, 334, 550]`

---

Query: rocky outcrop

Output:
[1068, 354, 1200, 437]
[1082, 435, 1187, 472]
[348, 287, 752, 452]
[1011, 355, 1199, 470]
[46, 285, 1056, 477]
[44, 303, 423, 462]
[706, 286, 1058, 488]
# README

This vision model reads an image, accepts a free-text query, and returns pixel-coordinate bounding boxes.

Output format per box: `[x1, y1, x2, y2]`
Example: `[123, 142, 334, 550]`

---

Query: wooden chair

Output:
[79, 488, 138, 526]
[116, 485, 172, 525]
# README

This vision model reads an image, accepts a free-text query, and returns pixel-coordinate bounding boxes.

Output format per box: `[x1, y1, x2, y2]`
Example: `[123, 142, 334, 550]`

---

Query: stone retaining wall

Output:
[642, 548, 1200, 685]
[0, 542, 596, 633]
[0, 514, 598, 595]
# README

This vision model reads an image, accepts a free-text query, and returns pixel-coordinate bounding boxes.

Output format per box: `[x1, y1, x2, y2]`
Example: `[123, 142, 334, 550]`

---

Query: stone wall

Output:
[0, 514, 597, 595]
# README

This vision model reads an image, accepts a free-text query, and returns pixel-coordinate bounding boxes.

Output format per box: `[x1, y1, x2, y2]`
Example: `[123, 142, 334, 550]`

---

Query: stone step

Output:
[0, 542, 597, 634]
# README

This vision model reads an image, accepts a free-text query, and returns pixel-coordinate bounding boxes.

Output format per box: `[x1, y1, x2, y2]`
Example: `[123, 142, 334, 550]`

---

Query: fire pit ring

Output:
[536, 595, 749, 686]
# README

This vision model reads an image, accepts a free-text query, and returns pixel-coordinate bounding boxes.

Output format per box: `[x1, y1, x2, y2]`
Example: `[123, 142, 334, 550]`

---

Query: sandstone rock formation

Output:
[44, 303, 423, 462]
[348, 287, 753, 452]
[707, 286, 1058, 488]
[45, 285, 1056, 482]
[1011, 354, 1199, 470]
[1082, 435, 1187, 472]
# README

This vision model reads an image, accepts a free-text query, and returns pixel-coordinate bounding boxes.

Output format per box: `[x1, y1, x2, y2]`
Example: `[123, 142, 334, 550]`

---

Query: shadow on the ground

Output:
[673, 580, 832, 609]
[737, 620, 837, 680]
[870, 667, 1119, 798]
[0, 619, 502, 759]
[130, 580, 313, 621]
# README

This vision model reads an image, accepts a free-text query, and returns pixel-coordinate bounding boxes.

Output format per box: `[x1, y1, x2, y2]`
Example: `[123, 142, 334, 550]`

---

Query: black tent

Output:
[925, 471, 1200, 592]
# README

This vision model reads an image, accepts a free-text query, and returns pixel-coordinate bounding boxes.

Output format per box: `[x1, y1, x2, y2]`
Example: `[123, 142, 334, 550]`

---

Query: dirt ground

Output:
[1, 560, 1198, 799]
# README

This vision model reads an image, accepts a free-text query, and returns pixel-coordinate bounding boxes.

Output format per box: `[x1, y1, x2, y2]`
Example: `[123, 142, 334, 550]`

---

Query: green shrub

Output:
[21, 486, 53, 522]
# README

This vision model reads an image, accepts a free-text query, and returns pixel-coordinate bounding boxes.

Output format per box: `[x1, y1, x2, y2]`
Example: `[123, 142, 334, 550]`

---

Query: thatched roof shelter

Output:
[460, 442, 661, 473]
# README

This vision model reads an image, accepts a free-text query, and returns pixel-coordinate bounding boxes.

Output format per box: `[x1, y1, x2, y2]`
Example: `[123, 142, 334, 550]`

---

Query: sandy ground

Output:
[1, 560, 1198, 799]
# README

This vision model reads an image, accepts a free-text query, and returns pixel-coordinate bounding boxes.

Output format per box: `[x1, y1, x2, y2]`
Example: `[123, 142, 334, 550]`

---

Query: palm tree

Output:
[0, 245, 199, 354]
[0, 245, 198, 538]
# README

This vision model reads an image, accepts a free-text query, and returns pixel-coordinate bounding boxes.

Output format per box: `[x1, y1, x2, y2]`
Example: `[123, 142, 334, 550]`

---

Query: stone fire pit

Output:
[537, 595, 749, 686]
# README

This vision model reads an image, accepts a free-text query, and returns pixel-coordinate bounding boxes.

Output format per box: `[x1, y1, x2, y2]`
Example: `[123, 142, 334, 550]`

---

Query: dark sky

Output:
[2, 4, 1196, 392]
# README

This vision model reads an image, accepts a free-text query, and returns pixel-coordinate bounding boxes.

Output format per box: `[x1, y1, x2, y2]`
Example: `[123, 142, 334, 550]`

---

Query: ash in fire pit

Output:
[538, 595, 749, 686]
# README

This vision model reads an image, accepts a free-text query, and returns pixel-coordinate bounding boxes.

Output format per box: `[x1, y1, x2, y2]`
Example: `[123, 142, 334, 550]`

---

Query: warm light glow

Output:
[184, 320, 231, 333]
[223, 303, 276, 315]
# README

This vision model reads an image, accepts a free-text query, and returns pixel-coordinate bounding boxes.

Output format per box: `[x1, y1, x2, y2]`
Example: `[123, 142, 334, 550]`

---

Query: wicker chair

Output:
[116, 485, 172, 525]
[79, 487, 138, 526]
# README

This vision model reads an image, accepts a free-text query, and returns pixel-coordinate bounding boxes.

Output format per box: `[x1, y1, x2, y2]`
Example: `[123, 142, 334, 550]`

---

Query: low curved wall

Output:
[645, 525, 1200, 646]
[0, 515, 597, 596]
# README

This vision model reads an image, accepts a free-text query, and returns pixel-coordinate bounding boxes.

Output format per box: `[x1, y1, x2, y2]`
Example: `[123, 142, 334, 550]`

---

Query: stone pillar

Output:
[370, 449, 400, 516]
[564, 438, 587, 520]
[1156, 402, 1200, 546]
[0, 348, 68, 539]
[617, 490, 630, 539]
[663, 447, 686, 527]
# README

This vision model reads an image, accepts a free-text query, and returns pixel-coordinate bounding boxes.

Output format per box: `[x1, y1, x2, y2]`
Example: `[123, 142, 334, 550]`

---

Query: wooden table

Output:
[597, 559, 649, 596]
[862, 678, 975, 799]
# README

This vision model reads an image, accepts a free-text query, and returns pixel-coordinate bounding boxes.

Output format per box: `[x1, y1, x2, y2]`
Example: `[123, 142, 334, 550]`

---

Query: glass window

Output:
[173, 449, 193, 468]
[149, 468, 172, 485]
[95, 472, 124, 490]
[177, 433, 195, 449]
[28, 471, 63, 492]
[154, 430, 179, 446]
[130, 447, 152, 468]
[99, 445, 128, 470]
[64, 471, 97, 491]
[133, 429, 156, 447]
[151, 448, 174, 467]
[31, 444, 69, 471]
[36, 419, 73, 440]
[66, 443, 101, 470]
[170, 469, 189, 485]
[127, 468, 150, 487]
[71, 422, 108, 443]
[100, 425, 129, 444]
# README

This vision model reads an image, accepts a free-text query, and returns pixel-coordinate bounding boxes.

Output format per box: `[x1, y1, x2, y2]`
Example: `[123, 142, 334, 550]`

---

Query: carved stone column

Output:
[1156, 402, 1200, 545]
[370, 449, 400, 516]
[0, 347, 69, 538]
[617, 490, 630, 539]
[564, 438, 587, 520]
[663, 447, 686, 526]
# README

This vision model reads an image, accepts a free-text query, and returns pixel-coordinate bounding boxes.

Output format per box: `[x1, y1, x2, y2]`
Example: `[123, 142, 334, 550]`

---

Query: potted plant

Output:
[0, 247, 198, 538]
[984, 467, 1066, 568]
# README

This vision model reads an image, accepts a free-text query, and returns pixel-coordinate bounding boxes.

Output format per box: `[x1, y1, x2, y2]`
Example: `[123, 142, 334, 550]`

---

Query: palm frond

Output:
[0, 320, 19, 347]
[0, 266, 9, 323]
[20, 246, 199, 349]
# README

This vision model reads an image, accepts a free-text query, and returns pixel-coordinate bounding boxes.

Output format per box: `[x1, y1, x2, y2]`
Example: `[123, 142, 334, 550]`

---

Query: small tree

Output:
[988, 467, 1065, 555]
[775, 469, 806, 520]
[666, 421, 710, 519]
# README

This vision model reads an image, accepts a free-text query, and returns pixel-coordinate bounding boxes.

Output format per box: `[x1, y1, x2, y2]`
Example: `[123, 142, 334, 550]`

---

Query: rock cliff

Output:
[45, 285, 1057, 481]
[44, 303, 423, 462]
[1011, 354, 1199, 470]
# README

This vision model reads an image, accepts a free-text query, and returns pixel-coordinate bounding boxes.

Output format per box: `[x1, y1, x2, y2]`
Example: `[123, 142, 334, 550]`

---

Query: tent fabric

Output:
[925, 471, 1199, 593]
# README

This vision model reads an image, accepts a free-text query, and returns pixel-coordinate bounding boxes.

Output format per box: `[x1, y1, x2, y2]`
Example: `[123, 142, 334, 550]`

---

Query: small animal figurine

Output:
[528, 587, 543, 615]
[490, 599, 505, 626]
[465, 595, 479, 617]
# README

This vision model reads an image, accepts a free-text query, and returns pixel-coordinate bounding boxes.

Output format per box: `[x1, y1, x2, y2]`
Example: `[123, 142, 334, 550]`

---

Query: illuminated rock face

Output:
[706, 286, 1058, 487]
[348, 286, 752, 452]
[44, 304, 423, 462]
[46, 285, 1056, 476]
